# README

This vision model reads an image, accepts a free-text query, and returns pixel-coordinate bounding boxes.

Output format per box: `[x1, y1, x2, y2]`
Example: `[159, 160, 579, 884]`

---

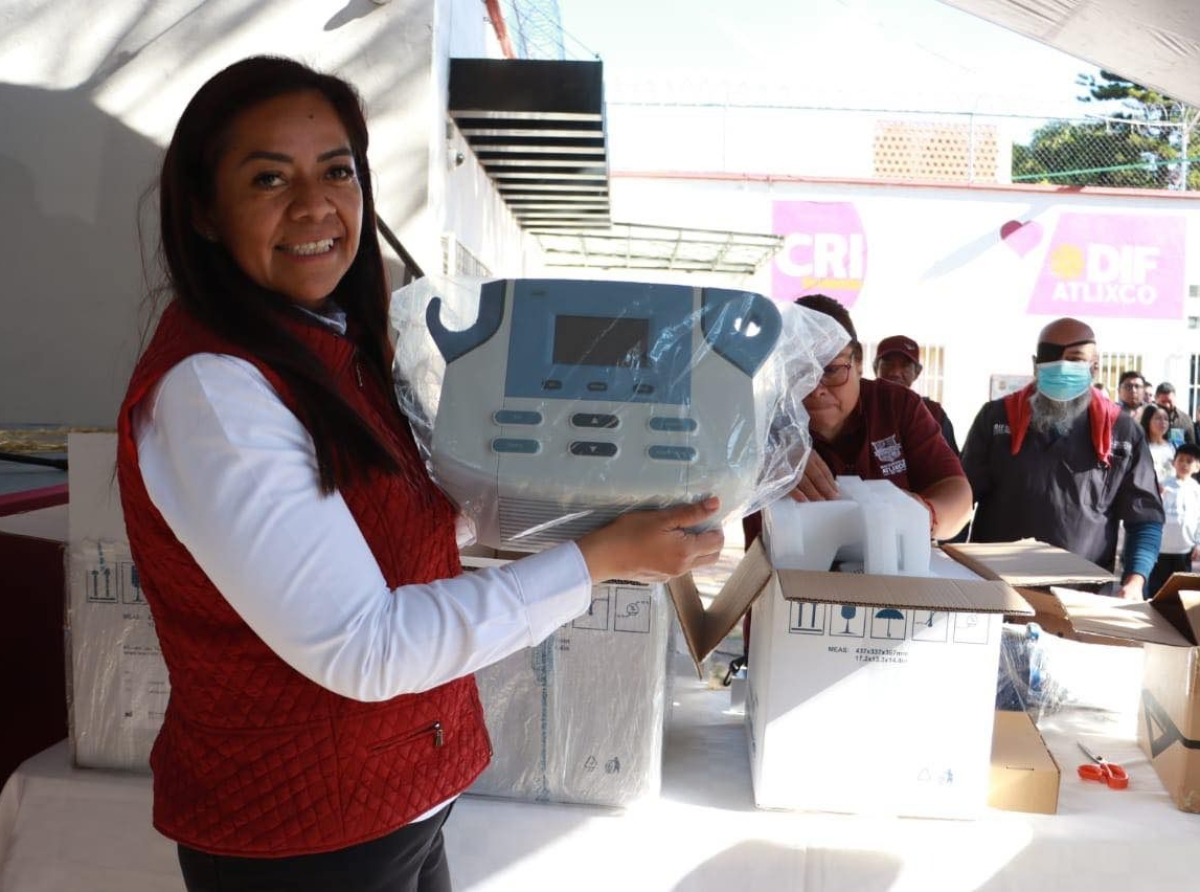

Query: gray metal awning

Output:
[449, 58, 611, 231]
[535, 223, 782, 274]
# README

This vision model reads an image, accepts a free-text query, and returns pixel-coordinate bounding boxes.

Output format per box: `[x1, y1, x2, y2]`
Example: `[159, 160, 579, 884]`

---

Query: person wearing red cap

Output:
[736, 295, 971, 668]
[873, 335, 959, 456]
[743, 295, 971, 548]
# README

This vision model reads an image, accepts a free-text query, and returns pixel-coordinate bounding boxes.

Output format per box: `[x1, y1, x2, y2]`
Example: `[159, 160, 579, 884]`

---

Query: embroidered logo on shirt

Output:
[871, 436, 906, 476]
[992, 423, 1010, 436]
[1111, 439, 1132, 457]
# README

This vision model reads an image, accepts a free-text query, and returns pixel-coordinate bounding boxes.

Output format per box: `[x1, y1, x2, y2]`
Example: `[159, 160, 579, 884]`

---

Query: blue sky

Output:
[556, 0, 1102, 119]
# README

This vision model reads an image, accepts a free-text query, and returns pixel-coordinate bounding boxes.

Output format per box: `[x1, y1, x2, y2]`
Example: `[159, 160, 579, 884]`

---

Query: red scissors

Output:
[1077, 742, 1129, 789]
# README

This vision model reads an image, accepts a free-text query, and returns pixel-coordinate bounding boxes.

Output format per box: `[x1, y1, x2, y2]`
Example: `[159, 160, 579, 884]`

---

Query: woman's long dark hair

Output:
[157, 56, 400, 493]
[1141, 402, 1169, 444]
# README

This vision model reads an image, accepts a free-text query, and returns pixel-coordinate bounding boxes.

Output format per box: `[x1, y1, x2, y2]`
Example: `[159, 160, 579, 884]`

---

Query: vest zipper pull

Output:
[433, 722, 444, 747]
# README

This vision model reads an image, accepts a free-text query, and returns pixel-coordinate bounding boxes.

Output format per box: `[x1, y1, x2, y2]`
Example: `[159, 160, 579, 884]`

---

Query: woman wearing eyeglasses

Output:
[743, 294, 972, 549]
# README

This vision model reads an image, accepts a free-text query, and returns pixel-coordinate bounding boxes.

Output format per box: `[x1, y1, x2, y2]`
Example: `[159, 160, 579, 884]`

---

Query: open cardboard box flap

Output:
[667, 538, 774, 676]
[940, 539, 1113, 588]
[1054, 574, 1200, 649]
[666, 538, 1032, 676]
[774, 571, 1029, 614]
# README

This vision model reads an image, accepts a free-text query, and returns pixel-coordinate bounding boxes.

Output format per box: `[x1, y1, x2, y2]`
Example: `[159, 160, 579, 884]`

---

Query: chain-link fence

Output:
[869, 110, 1199, 190]
[596, 102, 1200, 191]
[1011, 114, 1199, 190]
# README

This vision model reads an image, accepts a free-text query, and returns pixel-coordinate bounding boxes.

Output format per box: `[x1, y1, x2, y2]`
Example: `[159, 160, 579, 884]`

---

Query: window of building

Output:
[1098, 352, 1145, 400]
[917, 345, 945, 403]
[1189, 354, 1200, 417]
[441, 233, 491, 278]
[863, 341, 945, 403]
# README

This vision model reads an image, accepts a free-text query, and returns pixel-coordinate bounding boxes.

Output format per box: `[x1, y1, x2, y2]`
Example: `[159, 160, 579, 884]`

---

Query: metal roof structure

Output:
[449, 57, 611, 232]
[535, 223, 782, 274]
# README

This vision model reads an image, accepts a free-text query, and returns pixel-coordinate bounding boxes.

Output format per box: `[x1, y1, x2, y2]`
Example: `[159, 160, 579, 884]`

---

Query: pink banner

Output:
[772, 201, 867, 308]
[1024, 213, 1184, 319]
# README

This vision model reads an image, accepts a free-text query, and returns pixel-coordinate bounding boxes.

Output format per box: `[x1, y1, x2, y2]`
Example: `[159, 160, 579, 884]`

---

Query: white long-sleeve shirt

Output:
[131, 352, 593, 703]
[1160, 475, 1200, 555]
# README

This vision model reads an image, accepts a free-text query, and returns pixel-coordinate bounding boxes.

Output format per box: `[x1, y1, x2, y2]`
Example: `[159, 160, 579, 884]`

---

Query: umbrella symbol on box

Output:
[840, 605, 858, 633]
[875, 607, 904, 637]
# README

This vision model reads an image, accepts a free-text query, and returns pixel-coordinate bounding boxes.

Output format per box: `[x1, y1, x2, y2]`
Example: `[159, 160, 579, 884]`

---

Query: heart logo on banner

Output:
[1000, 220, 1044, 257]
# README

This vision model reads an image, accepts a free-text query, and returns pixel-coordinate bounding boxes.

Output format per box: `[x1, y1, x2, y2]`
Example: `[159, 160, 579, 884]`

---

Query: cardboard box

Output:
[940, 540, 1114, 641]
[1050, 575, 1200, 812]
[667, 539, 1031, 818]
[66, 433, 165, 771]
[463, 549, 671, 807]
[988, 710, 1060, 814]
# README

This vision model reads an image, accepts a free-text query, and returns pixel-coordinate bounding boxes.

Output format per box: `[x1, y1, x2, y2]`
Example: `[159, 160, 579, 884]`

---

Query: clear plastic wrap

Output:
[67, 539, 165, 771]
[391, 276, 847, 551]
[996, 621, 1145, 722]
[463, 551, 672, 806]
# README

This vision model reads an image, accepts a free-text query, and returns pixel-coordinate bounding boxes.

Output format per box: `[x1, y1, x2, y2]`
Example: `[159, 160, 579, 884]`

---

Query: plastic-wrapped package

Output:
[463, 551, 673, 806]
[67, 539, 166, 771]
[996, 621, 1145, 721]
[391, 276, 846, 551]
[996, 622, 1059, 718]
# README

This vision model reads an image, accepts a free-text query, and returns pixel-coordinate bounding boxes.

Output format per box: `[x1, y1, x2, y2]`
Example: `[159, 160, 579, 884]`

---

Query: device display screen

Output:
[552, 314, 651, 367]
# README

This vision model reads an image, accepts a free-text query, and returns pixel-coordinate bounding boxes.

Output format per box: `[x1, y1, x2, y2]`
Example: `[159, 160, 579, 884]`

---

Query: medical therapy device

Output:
[423, 278, 787, 551]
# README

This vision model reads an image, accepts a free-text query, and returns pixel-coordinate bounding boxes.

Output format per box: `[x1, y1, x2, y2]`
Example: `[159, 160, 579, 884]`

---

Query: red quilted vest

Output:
[116, 301, 491, 857]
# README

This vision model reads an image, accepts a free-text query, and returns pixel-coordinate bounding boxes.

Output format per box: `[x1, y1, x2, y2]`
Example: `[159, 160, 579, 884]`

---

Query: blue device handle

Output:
[700, 289, 783, 376]
[426, 279, 507, 363]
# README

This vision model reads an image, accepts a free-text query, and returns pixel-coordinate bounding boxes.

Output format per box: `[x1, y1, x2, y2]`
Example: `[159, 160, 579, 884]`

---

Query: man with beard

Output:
[961, 318, 1163, 599]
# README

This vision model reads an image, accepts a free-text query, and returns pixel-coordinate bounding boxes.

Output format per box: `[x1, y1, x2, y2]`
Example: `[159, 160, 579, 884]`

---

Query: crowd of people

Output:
[757, 299, 1191, 604]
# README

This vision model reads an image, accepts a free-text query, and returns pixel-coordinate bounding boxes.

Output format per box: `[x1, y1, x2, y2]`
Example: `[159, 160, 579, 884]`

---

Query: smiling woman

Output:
[203, 91, 363, 309]
[116, 55, 726, 892]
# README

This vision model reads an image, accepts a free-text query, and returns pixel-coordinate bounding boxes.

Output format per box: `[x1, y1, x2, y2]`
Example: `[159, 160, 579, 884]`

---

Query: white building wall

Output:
[604, 173, 1200, 439]
[0, 0, 533, 426]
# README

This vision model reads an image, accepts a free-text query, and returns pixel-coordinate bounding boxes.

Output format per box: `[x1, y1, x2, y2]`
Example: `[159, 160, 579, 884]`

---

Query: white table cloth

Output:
[3, 653, 1196, 892]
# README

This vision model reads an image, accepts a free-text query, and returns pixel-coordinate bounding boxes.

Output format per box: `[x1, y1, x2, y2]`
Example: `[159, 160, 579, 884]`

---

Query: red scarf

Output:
[1003, 383, 1121, 466]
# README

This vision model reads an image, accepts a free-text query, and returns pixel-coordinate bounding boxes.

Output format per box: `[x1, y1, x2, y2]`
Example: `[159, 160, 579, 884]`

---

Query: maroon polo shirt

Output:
[743, 378, 964, 548]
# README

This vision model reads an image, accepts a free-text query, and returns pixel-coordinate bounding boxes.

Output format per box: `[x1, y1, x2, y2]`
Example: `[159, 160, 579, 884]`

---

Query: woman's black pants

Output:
[176, 803, 454, 892]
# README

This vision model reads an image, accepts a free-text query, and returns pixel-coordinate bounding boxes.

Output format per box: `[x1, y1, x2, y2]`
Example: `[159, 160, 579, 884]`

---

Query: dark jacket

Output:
[962, 389, 1163, 571]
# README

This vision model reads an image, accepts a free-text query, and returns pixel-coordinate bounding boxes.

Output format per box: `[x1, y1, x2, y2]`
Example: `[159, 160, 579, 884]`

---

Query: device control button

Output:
[648, 417, 698, 432]
[542, 379, 563, 391]
[648, 445, 697, 462]
[492, 438, 541, 455]
[494, 410, 543, 426]
[586, 381, 608, 392]
[569, 441, 618, 457]
[634, 383, 655, 395]
[572, 413, 620, 429]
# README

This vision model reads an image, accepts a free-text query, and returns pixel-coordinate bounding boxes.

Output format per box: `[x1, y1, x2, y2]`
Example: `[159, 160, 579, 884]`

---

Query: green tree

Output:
[1013, 71, 1200, 189]
[1012, 120, 1165, 188]
[1080, 72, 1200, 192]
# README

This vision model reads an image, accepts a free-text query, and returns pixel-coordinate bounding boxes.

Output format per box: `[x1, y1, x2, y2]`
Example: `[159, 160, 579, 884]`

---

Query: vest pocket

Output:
[368, 721, 444, 755]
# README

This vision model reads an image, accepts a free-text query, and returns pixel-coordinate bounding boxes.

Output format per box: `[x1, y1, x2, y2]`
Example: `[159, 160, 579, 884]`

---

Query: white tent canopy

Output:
[941, 0, 1200, 108]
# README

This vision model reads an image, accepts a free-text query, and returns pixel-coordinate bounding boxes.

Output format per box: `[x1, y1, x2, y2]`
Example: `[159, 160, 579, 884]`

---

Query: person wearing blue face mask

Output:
[961, 317, 1164, 599]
